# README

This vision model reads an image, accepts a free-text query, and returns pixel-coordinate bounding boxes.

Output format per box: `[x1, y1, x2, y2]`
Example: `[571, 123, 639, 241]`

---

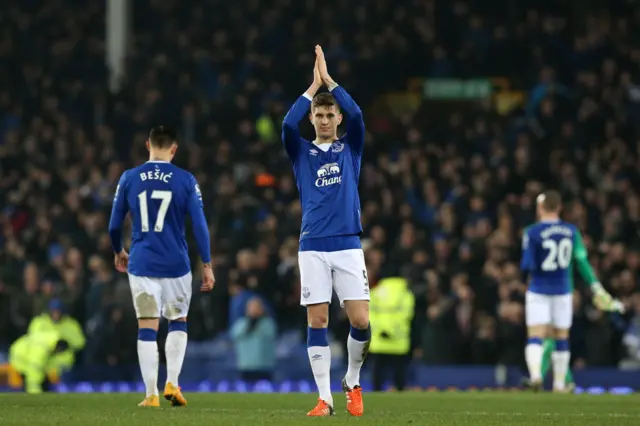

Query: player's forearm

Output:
[304, 82, 322, 100]
[283, 93, 313, 129]
[108, 226, 123, 253]
[329, 84, 362, 119]
[193, 226, 212, 264]
[575, 257, 599, 286]
[323, 75, 339, 92]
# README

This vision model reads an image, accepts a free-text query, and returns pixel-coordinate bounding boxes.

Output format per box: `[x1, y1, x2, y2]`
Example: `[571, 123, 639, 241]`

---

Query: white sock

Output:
[308, 346, 333, 406]
[137, 340, 159, 397]
[552, 351, 571, 391]
[525, 343, 543, 383]
[345, 334, 369, 388]
[165, 330, 188, 386]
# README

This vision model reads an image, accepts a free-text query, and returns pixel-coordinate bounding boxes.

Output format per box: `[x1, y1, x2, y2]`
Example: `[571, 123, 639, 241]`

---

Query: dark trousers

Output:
[371, 353, 409, 391]
[240, 370, 273, 383]
[20, 374, 53, 392]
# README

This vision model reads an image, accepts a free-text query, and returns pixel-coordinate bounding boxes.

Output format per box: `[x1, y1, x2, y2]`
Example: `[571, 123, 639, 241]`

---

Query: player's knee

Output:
[349, 314, 369, 330]
[135, 292, 159, 318]
[527, 325, 547, 339]
[137, 317, 159, 331]
[307, 304, 329, 328]
[553, 328, 569, 340]
[308, 313, 329, 328]
[345, 300, 369, 329]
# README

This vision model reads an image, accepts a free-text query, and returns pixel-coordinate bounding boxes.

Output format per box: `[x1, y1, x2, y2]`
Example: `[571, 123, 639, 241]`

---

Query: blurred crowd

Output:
[2, 0, 640, 374]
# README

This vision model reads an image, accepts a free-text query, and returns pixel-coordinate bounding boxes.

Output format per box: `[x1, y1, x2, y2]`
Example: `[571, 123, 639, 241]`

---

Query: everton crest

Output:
[331, 141, 345, 153]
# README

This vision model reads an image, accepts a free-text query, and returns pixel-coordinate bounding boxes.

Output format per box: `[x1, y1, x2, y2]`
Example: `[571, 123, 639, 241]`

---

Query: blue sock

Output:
[349, 324, 371, 342]
[168, 321, 187, 333]
[555, 339, 569, 351]
[138, 328, 157, 342]
[527, 337, 543, 346]
[307, 327, 329, 347]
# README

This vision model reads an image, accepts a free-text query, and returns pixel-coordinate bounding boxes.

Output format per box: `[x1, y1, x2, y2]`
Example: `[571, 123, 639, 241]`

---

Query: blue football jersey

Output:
[520, 220, 579, 295]
[108, 161, 211, 278]
[282, 86, 364, 250]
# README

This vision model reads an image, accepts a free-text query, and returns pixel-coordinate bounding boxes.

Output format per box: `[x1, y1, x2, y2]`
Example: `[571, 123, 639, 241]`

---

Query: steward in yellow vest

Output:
[369, 277, 415, 391]
[9, 331, 70, 394]
[27, 299, 85, 375]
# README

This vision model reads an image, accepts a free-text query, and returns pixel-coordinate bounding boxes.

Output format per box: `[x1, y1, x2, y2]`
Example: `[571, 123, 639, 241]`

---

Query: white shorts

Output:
[298, 249, 370, 307]
[128, 272, 192, 320]
[525, 291, 572, 329]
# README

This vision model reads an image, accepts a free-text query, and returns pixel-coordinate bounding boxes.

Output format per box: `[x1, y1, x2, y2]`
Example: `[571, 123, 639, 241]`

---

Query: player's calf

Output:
[306, 303, 333, 408]
[343, 300, 370, 416]
[137, 318, 160, 401]
[551, 328, 571, 392]
[164, 318, 188, 406]
[524, 325, 546, 388]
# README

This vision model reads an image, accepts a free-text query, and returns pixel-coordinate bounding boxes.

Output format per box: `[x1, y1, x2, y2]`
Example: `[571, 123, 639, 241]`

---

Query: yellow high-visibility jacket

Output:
[9, 331, 60, 394]
[369, 277, 415, 355]
[28, 313, 85, 373]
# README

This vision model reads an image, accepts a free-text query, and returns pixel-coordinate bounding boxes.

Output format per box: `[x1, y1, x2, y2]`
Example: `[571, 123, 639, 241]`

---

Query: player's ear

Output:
[145, 140, 150, 152]
[170, 143, 178, 158]
[309, 111, 314, 123]
[337, 113, 343, 126]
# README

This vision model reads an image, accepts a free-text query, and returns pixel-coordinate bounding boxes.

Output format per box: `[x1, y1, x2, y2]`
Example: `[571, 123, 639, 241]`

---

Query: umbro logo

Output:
[309, 149, 318, 156]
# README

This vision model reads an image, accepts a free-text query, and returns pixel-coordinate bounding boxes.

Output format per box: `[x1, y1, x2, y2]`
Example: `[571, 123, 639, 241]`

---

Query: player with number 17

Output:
[108, 126, 215, 407]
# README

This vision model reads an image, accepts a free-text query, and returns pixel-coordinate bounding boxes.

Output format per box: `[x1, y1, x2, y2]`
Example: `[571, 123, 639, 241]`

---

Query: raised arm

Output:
[282, 59, 323, 162]
[316, 45, 365, 155]
[108, 171, 129, 254]
[282, 96, 311, 161]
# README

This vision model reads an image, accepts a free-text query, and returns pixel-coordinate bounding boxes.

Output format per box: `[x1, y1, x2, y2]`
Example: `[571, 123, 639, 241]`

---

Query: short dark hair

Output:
[149, 126, 178, 149]
[312, 92, 340, 112]
[539, 190, 562, 212]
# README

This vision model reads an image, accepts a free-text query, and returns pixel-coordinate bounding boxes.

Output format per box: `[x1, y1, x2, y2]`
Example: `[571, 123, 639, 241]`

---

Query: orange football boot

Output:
[138, 395, 160, 407]
[342, 378, 363, 416]
[307, 399, 335, 416]
[164, 382, 187, 407]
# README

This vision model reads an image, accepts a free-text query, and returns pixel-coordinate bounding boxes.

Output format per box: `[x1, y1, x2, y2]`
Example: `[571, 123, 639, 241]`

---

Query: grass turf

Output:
[1, 392, 639, 425]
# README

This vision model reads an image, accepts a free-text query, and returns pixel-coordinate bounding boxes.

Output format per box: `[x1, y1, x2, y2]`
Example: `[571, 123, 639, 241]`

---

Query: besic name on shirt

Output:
[140, 170, 173, 183]
[540, 225, 572, 239]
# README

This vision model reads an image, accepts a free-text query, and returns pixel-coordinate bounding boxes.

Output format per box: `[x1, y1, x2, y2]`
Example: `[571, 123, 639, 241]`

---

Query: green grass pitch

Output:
[1, 392, 639, 425]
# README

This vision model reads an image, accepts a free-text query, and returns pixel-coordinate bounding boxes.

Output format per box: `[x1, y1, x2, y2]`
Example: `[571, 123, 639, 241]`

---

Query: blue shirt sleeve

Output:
[282, 95, 312, 162]
[108, 171, 129, 253]
[330, 86, 365, 156]
[520, 228, 535, 273]
[186, 174, 211, 264]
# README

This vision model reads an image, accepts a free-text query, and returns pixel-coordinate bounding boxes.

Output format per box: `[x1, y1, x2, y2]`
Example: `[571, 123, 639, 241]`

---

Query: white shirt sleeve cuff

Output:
[302, 93, 313, 101]
[329, 85, 339, 92]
